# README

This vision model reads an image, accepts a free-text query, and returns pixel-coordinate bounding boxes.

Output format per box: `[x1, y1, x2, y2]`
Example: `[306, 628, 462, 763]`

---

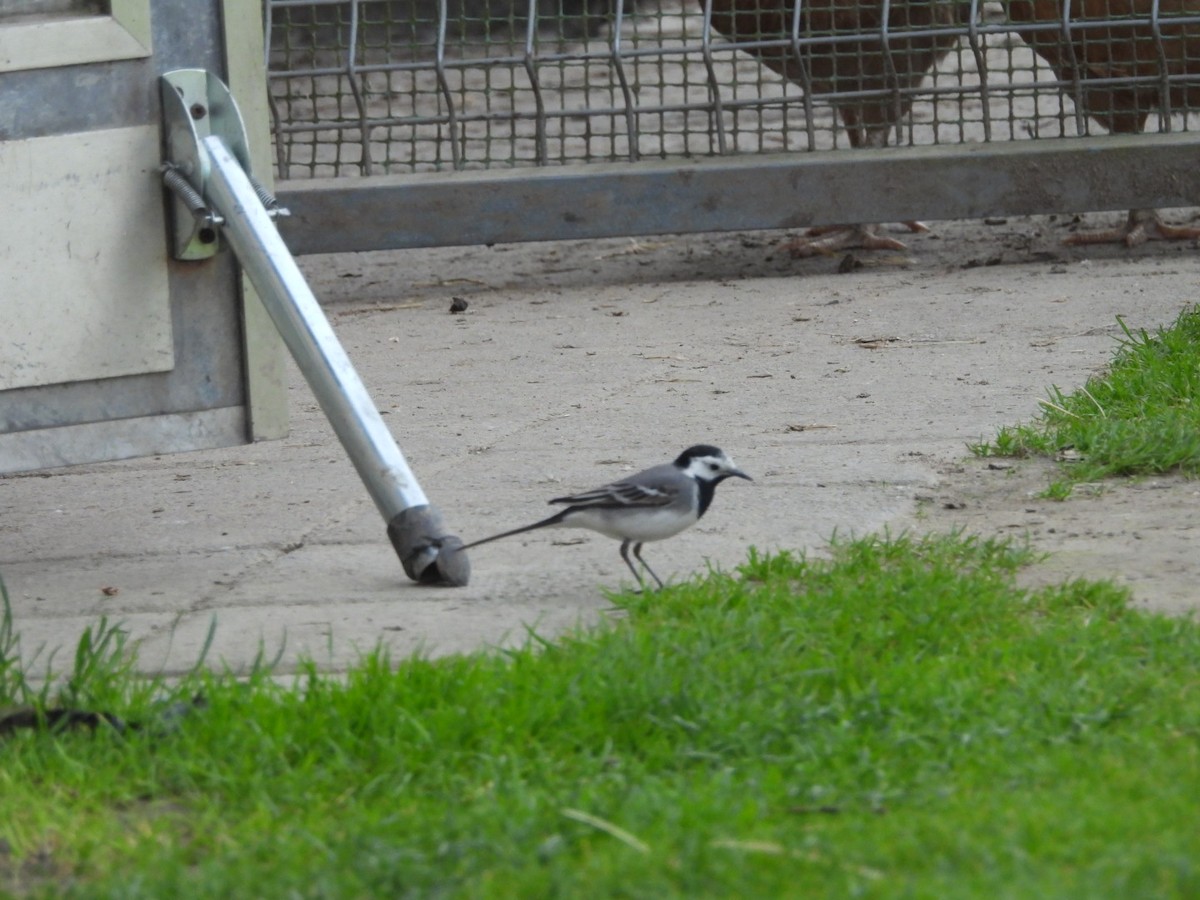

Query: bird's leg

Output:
[619, 540, 648, 593]
[1065, 209, 1200, 248]
[631, 542, 666, 591]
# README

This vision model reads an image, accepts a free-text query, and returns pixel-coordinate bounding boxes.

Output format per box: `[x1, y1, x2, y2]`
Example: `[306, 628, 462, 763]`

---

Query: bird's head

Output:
[674, 445, 753, 485]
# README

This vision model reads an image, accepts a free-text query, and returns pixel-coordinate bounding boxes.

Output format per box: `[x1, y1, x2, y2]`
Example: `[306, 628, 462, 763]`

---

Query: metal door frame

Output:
[0, 0, 287, 474]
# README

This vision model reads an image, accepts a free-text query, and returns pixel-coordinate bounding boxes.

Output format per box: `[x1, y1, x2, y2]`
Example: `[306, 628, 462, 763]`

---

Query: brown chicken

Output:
[705, 0, 966, 255]
[1008, 0, 1200, 245]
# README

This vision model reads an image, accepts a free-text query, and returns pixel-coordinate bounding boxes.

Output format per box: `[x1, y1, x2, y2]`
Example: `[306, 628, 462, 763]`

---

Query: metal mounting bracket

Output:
[160, 68, 288, 261]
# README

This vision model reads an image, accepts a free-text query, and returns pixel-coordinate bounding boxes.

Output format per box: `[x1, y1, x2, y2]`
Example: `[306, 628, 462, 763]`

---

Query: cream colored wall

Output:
[0, 125, 172, 390]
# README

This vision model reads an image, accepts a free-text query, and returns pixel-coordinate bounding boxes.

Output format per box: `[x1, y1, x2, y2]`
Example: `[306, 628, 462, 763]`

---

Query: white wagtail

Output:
[458, 445, 751, 590]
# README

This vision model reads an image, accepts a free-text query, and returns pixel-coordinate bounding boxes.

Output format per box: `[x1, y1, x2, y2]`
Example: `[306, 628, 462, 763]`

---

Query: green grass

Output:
[970, 304, 1200, 496]
[3, 534, 1199, 898]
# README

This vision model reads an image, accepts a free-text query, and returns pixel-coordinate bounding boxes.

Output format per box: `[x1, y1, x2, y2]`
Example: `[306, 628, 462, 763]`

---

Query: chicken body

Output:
[1008, 0, 1200, 245]
[705, 0, 965, 255]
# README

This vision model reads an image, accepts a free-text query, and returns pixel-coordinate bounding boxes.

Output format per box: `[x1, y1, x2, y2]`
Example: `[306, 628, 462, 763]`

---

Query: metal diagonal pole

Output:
[202, 134, 469, 586]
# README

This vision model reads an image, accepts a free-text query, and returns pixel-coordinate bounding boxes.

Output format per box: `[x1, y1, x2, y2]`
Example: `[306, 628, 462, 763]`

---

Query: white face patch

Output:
[685, 453, 735, 481]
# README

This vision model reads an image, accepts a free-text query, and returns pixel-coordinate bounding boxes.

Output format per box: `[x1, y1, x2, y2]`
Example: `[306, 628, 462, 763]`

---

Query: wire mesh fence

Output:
[265, 0, 1200, 181]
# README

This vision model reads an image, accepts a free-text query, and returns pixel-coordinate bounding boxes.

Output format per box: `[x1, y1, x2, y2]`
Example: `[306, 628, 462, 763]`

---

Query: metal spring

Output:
[161, 164, 208, 215]
[249, 174, 291, 217]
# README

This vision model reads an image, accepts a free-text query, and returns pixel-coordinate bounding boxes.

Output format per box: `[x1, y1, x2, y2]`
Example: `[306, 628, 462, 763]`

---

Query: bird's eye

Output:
[708, 462, 719, 471]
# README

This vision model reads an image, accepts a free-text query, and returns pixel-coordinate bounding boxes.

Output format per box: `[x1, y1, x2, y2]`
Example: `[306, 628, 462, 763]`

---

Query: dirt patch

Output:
[921, 457, 1200, 615]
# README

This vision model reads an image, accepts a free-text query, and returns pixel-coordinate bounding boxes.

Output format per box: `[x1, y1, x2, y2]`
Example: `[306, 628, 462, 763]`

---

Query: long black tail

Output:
[457, 508, 571, 551]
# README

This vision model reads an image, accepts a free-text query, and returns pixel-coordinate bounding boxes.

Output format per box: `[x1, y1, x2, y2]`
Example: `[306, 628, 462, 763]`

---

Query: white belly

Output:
[560, 506, 698, 542]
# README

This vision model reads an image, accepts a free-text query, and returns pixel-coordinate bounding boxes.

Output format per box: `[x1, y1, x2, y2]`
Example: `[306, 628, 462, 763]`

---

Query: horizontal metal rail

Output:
[276, 131, 1200, 254]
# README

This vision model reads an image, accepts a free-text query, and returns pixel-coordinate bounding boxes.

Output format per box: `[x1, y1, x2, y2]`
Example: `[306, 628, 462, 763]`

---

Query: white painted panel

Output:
[0, 124, 174, 390]
[0, 0, 152, 73]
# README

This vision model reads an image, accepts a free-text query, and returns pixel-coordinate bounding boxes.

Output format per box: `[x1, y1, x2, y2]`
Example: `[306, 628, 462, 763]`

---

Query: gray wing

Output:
[550, 465, 680, 510]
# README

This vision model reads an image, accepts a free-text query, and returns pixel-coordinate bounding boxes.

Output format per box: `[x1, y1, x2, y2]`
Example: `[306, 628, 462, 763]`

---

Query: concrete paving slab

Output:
[3, 220, 1197, 678]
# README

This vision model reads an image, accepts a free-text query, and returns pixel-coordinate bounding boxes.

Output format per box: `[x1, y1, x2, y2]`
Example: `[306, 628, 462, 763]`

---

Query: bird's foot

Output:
[782, 223, 918, 259]
[1064, 209, 1200, 248]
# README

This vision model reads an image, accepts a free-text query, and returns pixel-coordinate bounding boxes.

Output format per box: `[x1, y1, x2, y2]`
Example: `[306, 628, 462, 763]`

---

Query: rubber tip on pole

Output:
[386, 505, 471, 587]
